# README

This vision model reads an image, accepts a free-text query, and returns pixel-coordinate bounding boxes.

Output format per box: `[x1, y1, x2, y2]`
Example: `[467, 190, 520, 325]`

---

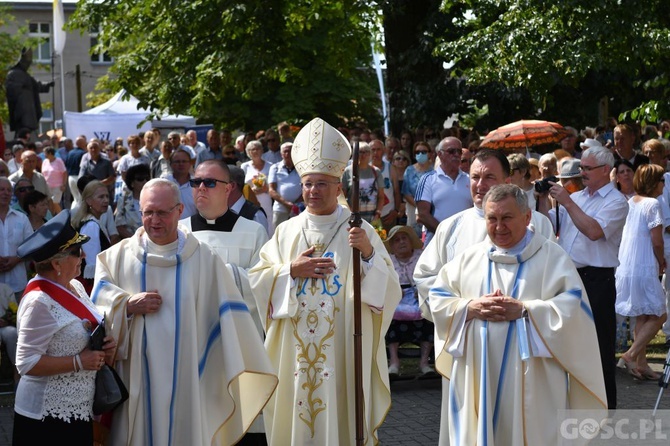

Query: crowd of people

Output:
[0, 115, 670, 444]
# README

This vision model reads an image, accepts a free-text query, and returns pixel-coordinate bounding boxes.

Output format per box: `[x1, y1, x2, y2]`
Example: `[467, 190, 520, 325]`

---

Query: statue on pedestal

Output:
[5, 48, 54, 134]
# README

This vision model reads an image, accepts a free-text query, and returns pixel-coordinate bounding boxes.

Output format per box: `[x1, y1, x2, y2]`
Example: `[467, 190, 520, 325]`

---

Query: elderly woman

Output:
[13, 211, 116, 445]
[71, 181, 110, 292]
[616, 164, 667, 380]
[115, 163, 150, 239]
[384, 225, 435, 377]
[241, 140, 273, 232]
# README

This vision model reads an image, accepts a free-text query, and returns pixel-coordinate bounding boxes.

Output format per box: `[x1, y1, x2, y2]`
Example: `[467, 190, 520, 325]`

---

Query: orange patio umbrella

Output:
[479, 120, 569, 150]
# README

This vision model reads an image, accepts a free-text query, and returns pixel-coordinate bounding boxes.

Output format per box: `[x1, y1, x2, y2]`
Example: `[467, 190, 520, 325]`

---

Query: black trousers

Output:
[13, 412, 93, 446]
[578, 266, 617, 409]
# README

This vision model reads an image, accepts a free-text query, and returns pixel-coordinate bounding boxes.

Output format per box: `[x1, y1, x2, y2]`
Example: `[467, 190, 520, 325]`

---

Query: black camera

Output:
[534, 176, 558, 193]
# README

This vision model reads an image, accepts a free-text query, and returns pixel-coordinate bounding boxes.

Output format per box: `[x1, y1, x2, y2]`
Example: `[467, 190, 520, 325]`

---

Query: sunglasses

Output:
[189, 177, 229, 188]
[67, 246, 82, 257]
[16, 186, 35, 193]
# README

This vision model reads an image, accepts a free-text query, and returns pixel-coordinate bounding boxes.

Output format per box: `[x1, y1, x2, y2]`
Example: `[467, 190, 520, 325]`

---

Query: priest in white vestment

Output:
[429, 184, 606, 445]
[180, 159, 269, 442]
[249, 118, 401, 445]
[414, 149, 556, 445]
[92, 179, 278, 446]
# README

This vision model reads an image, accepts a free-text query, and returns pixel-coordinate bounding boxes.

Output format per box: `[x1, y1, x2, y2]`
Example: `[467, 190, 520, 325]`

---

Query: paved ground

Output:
[0, 360, 668, 445]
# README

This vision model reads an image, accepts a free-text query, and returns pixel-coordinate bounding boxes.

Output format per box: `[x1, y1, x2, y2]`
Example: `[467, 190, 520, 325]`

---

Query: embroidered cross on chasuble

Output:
[293, 227, 344, 437]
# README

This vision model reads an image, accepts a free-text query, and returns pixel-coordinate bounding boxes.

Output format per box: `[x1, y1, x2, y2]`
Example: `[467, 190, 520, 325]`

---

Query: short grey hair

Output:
[582, 145, 615, 168]
[245, 140, 263, 157]
[141, 178, 181, 204]
[482, 184, 529, 214]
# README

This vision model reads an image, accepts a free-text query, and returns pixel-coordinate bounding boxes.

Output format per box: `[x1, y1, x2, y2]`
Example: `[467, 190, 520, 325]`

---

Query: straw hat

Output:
[291, 118, 351, 178]
[384, 225, 423, 254]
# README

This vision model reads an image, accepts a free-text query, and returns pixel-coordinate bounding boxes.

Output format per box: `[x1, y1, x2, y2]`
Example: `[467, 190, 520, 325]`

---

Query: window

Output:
[40, 108, 53, 134]
[90, 26, 112, 64]
[28, 23, 51, 62]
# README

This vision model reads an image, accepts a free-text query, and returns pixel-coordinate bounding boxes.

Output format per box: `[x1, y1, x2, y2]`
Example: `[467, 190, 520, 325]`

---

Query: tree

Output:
[68, 0, 383, 130]
[436, 0, 670, 127]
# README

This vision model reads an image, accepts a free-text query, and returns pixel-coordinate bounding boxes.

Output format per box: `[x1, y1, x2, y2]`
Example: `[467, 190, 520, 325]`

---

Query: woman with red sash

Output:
[13, 210, 116, 445]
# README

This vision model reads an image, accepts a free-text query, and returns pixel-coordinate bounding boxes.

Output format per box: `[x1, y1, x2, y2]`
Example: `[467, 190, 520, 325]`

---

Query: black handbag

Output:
[91, 315, 129, 415]
[93, 364, 129, 415]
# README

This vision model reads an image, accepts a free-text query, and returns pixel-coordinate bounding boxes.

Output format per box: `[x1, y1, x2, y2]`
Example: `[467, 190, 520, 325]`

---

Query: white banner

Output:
[63, 111, 153, 143]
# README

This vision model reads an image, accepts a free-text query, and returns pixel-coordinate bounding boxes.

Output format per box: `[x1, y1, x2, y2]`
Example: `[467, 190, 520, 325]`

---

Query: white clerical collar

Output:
[305, 206, 342, 229]
[491, 229, 532, 256]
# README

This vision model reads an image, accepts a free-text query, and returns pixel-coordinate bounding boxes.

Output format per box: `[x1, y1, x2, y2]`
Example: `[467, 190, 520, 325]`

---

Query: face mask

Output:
[415, 153, 428, 164]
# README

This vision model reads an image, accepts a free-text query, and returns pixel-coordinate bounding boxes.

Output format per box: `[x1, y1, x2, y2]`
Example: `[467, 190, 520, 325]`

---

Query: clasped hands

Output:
[466, 289, 524, 322]
[290, 228, 373, 279]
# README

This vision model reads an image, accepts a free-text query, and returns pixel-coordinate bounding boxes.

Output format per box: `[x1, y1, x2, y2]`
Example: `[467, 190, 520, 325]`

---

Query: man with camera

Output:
[537, 145, 628, 409]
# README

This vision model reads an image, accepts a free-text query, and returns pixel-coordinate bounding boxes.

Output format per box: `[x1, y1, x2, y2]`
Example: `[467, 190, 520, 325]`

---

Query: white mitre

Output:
[291, 117, 352, 178]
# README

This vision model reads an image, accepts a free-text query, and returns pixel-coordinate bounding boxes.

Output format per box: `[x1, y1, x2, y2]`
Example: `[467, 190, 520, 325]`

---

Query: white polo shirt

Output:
[551, 182, 628, 268]
[415, 167, 472, 230]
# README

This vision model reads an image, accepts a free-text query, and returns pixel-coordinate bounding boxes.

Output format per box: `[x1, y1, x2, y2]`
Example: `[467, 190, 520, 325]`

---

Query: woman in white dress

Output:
[616, 163, 667, 380]
[241, 140, 273, 233]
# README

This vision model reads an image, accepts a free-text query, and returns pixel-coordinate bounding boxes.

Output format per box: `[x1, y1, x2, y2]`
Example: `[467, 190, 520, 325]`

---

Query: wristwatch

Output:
[521, 306, 528, 319]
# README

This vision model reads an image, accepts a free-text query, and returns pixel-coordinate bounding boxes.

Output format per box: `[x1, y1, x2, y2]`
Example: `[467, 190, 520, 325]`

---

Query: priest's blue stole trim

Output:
[492, 322, 514, 431]
[429, 288, 454, 297]
[142, 321, 154, 446]
[167, 255, 182, 446]
[449, 379, 461, 440]
[479, 322, 489, 445]
[566, 288, 594, 321]
[140, 251, 154, 446]
[198, 301, 250, 377]
[90, 279, 107, 304]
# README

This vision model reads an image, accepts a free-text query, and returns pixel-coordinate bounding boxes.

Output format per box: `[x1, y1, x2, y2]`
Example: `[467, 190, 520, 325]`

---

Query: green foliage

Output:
[68, 0, 382, 130]
[436, 0, 670, 124]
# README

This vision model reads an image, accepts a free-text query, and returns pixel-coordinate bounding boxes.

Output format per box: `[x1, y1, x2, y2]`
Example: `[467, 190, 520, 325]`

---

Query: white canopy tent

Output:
[63, 90, 196, 142]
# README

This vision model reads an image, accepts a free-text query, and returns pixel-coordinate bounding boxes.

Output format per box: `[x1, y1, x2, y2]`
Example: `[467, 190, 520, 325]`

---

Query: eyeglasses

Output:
[140, 203, 180, 219]
[16, 186, 35, 193]
[301, 181, 339, 190]
[579, 164, 605, 172]
[189, 177, 229, 188]
[440, 148, 461, 155]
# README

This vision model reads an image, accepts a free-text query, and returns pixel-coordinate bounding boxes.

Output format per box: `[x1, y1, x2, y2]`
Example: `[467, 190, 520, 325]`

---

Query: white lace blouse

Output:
[15, 277, 101, 422]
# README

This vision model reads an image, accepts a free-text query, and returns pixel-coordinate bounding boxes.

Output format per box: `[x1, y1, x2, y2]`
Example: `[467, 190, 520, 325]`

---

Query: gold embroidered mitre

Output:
[291, 117, 351, 179]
